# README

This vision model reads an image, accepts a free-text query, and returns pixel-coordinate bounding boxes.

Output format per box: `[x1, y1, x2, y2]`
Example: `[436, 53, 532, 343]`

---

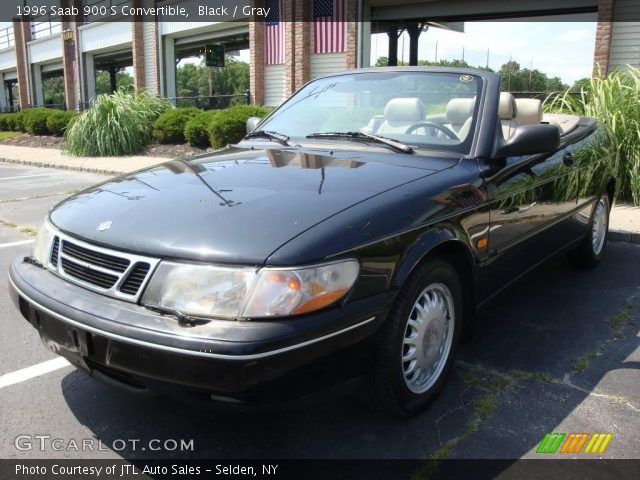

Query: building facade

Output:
[0, 0, 637, 113]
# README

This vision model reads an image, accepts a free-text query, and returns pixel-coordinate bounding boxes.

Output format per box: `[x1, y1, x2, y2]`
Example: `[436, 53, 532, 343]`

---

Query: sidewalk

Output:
[609, 203, 640, 244]
[0, 145, 170, 175]
[1, 144, 640, 244]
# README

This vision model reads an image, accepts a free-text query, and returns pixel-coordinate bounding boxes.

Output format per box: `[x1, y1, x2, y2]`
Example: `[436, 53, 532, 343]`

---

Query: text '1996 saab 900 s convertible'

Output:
[9, 68, 614, 415]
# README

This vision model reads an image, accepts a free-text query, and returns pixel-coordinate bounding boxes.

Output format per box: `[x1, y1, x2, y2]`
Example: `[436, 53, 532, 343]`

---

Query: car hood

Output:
[50, 146, 455, 264]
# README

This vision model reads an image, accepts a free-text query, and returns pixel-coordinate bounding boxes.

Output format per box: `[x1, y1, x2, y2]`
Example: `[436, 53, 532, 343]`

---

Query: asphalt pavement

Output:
[0, 164, 638, 464]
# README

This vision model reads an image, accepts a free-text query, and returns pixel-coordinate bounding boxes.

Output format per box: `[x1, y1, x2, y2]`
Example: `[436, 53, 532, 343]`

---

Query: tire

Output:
[570, 195, 610, 268]
[363, 258, 463, 416]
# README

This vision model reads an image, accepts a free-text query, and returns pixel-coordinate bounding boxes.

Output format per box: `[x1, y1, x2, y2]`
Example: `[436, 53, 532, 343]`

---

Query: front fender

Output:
[391, 226, 472, 290]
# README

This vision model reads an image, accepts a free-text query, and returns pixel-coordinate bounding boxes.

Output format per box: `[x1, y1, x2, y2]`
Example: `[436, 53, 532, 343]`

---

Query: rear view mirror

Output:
[246, 117, 262, 134]
[494, 124, 561, 158]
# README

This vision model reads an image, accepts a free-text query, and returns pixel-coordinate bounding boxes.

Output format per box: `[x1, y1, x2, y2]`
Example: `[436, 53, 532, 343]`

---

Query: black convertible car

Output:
[9, 68, 613, 415]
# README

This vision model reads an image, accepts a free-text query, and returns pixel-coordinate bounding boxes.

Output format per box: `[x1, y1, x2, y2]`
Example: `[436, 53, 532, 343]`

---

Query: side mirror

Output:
[246, 117, 262, 134]
[494, 124, 561, 158]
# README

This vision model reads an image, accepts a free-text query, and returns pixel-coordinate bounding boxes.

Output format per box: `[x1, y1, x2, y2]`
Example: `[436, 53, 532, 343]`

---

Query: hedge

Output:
[0, 114, 12, 131]
[0, 112, 25, 132]
[22, 108, 56, 135]
[0, 103, 273, 151]
[207, 105, 272, 149]
[184, 110, 221, 147]
[153, 107, 201, 144]
[46, 110, 80, 136]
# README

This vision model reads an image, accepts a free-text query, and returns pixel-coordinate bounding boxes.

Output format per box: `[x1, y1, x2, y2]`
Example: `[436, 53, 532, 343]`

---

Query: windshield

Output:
[258, 71, 483, 153]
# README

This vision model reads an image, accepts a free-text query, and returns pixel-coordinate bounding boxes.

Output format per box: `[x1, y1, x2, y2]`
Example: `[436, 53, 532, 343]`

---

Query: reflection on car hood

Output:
[50, 146, 455, 264]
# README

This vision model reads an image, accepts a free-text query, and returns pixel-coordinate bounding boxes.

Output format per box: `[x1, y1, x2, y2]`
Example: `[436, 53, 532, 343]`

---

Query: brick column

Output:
[13, 19, 32, 108]
[131, 0, 146, 91]
[345, 0, 358, 69]
[293, 1, 310, 90]
[593, 0, 615, 76]
[283, 0, 295, 96]
[249, 0, 265, 105]
[142, 20, 159, 95]
[60, 0, 83, 110]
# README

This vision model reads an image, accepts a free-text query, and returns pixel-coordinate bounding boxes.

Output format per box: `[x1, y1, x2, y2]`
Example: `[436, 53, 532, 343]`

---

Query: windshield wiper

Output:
[243, 130, 290, 146]
[306, 131, 414, 154]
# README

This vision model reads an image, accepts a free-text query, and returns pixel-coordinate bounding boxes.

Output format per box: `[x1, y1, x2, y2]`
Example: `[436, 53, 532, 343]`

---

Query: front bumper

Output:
[9, 258, 389, 406]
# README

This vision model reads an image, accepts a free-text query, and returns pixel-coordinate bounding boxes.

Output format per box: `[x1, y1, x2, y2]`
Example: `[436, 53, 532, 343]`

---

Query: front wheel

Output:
[570, 195, 610, 267]
[363, 258, 462, 416]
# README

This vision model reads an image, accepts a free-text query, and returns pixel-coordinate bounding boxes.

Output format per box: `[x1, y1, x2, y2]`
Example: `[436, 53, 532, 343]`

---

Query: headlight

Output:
[142, 262, 257, 318]
[241, 260, 360, 317]
[32, 219, 55, 267]
[142, 259, 359, 319]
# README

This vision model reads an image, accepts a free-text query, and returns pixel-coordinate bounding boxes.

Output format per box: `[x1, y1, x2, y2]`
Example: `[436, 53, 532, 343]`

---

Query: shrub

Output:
[6, 112, 25, 132]
[62, 89, 172, 156]
[22, 108, 55, 135]
[46, 110, 80, 136]
[545, 65, 640, 204]
[184, 110, 220, 147]
[0, 114, 10, 131]
[207, 105, 272, 149]
[153, 107, 201, 144]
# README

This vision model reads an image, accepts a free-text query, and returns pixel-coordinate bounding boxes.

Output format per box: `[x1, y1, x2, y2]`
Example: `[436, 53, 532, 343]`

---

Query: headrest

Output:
[499, 92, 517, 120]
[384, 98, 425, 123]
[515, 98, 543, 125]
[446, 98, 474, 125]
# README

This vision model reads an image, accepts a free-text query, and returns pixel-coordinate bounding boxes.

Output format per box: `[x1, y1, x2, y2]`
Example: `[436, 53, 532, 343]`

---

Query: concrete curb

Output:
[609, 231, 640, 245]
[0, 157, 124, 175]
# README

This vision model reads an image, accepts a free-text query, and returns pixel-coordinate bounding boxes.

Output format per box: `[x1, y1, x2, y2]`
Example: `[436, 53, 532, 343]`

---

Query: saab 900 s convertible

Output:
[9, 68, 614, 415]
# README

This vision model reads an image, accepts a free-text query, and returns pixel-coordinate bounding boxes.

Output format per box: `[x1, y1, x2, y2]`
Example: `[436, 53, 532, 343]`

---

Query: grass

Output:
[545, 65, 640, 205]
[0, 131, 21, 140]
[572, 351, 598, 372]
[0, 219, 38, 236]
[18, 226, 38, 236]
[570, 299, 636, 371]
[609, 302, 633, 335]
[473, 393, 497, 419]
[62, 88, 171, 156]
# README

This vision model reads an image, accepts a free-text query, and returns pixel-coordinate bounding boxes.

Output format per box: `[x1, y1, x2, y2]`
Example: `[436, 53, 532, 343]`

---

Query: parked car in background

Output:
[9, 68, 614, 415]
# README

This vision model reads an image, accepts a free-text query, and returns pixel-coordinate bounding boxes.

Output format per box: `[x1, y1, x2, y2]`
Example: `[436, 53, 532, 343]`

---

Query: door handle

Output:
[563, 152, 575, 167]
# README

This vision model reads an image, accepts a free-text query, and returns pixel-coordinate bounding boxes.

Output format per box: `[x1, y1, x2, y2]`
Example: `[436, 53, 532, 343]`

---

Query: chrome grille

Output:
[50, 237, 60, 267]
[62, 240, 130, 272]
[119, 262, 151, 295]
[48, 230, 160, 303]
[61, 256, 119, 289]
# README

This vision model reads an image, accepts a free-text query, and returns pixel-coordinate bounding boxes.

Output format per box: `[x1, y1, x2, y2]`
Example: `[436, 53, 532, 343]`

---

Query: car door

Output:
[480, 146, 580, 297]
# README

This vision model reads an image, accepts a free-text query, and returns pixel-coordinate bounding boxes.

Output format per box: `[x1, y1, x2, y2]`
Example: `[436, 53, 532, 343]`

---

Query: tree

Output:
[570, 77, 591, 93]
[176, 57, 249, 98]
[372, 56, 567, 92]
[497, 61, 567, 92]
[43, 75, 65, 105]
[498, 60, 522, 91]
[95, 70, 133, 95]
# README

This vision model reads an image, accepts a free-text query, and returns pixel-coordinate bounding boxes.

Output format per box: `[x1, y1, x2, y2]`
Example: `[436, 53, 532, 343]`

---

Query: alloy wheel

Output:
[402, 283, 455, 394]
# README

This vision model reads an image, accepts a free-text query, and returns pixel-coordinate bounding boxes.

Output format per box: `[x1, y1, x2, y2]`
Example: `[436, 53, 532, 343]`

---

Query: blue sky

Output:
[371, 20, 597, 85]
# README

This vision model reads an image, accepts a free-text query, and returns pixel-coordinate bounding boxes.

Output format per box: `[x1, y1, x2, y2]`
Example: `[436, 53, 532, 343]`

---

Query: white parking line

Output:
[0, 239, 35, 248]
[0, 357, 71, 389]
[0, 174, 50, 181]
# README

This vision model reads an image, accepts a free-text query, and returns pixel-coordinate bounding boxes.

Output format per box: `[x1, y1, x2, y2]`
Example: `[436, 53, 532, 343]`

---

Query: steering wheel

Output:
[405, 122, 459, 140]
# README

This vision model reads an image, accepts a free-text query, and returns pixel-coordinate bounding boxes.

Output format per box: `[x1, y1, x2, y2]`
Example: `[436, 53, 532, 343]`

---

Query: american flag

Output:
[265, 0, 285, 65]
[314, 0, 346, 54]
